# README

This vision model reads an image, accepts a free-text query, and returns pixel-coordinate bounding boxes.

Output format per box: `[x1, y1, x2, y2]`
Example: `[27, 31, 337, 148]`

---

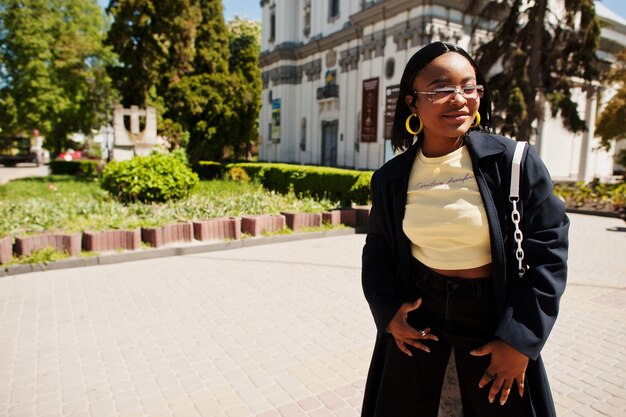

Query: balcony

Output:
[316, 84, 339, 100]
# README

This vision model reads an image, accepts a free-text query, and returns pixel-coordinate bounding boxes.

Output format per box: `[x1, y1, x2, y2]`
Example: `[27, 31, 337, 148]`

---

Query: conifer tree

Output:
[226, 17, 262, 160]
[468, 0, 601, 141]
[162, 0, 232, 162]
[106, 0, 262, 162]
[105, 0, 201, 107]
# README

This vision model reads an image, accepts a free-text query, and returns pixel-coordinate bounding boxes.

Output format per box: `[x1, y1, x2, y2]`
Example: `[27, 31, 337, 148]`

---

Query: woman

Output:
[361, 42, 569, 416]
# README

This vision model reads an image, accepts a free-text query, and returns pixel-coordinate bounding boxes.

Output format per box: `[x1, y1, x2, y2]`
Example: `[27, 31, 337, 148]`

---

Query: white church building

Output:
[258, 0, 626, 182]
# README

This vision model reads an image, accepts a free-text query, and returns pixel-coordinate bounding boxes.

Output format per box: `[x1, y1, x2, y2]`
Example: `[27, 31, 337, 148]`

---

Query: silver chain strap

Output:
[510, 197, 525, 274]
[510, 141, 527, 276]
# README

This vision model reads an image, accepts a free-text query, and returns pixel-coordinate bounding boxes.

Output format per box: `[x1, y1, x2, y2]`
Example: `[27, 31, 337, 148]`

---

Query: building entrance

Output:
[321, 120, 338, 167]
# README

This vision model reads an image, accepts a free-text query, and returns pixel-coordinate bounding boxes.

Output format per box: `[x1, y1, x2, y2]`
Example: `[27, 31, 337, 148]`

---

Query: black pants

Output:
[371, 259, 533, 417]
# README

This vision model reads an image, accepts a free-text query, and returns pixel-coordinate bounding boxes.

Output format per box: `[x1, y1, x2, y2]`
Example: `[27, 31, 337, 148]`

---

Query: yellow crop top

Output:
[403, 145, 492, 270]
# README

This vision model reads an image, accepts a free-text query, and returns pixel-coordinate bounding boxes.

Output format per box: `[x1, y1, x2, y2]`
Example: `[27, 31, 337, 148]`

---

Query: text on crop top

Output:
[402, 145, 492, 270]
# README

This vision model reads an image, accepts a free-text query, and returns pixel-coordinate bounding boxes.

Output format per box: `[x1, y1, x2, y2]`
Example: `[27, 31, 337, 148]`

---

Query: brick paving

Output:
[0, 213, 624, 417]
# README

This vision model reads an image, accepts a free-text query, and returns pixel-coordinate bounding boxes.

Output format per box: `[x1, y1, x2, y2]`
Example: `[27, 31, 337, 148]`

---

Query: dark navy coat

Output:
[361, 131, 569, 417]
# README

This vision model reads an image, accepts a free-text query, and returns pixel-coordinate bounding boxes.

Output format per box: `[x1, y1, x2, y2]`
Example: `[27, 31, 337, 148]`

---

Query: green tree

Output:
[107, 0, 259, 162]
[596, 49, 626, 149]
[468, 0, 600, 141]
[225, 17, 262, 160]
[105, 0, 201, 148]
[0, 0, 117, 153]
[105, 0, 201, 108]
[168, 0, 234, 163]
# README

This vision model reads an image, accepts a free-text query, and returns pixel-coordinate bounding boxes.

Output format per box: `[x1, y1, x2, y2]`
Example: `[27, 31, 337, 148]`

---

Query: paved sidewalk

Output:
[0, 164, 49, 185]
[0, 213, 624, 417]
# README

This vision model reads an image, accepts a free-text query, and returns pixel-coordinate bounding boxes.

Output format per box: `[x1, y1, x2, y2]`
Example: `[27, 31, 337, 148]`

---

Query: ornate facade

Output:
[259, 0, 626, 181]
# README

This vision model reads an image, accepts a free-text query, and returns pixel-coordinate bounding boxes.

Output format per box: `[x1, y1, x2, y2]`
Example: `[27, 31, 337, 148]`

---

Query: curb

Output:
[566, 208, 625, 219]
[0, 228, 356, 278]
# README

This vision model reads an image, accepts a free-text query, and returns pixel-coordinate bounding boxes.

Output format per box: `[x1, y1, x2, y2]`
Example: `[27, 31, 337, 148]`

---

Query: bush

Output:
[225, 162, 373, 206]
[227, 166, 251, 182]
[610, 183, 626, 210]
[49, 160, 100, 177]
[554, 180, 625, 212]
[192, 161, 223, 180]
[101, 152, 199, 203]
[350, 172, 374, 205]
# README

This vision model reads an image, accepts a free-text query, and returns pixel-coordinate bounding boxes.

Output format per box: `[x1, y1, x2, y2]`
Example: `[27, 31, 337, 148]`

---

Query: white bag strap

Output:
[510, 141, 526, 199]
[510, 141, 527, 275]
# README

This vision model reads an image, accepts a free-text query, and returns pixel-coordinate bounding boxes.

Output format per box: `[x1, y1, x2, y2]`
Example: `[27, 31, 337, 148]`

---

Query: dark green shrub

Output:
[226, 162, 373, 206]
[49, 160, 100, 177]
[192, 161, 223, 180]
[350, 172, 374, 205]
[101, 152, 199, 203]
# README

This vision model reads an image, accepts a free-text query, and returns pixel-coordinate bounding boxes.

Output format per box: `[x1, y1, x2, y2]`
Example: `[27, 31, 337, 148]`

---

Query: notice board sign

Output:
[361, 78, 379, 143]
[384, 84, 400, 139]
[271, 99, 281, 143]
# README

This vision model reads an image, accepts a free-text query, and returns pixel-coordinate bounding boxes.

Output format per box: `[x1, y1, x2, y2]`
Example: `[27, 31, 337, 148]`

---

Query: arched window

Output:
[269, 5, 276, 42]
[385, 58, 395, 80]
[329, 0, 339, 19]
[303, 1, 311, 37]
[300, 118, 307, 151]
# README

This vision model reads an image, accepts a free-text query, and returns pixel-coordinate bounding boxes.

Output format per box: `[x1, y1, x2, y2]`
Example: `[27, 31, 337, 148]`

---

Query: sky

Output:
[96, 0, 624, 23]
[222, 0, 261, 22]
[96, 0, 262, 21]
[599, 0, 626, 21]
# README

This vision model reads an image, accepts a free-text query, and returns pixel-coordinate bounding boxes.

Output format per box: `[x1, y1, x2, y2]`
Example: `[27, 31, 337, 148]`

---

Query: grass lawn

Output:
[0, 175, 338, 238]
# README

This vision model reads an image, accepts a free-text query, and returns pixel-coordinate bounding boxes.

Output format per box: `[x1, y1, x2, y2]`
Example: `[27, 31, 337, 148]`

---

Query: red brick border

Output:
[338, 208, 357, 227]
[141, 222, 193, 248]
[241, 214, 286, 236]
[354, 205, 372, 226]
[281, 212, 322, 231]
[0, 236, 12, 265]
[14, 233, 82, 257]
[322, 210, 341, 226]
[322, 209, 358, 227]
[82, 229, 141, 252]
[193, 217, 241, 241]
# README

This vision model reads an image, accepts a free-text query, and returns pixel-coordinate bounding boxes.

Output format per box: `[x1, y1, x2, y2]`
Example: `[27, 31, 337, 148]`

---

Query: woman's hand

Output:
[386, 298, 438, 356]
[470, 340, 529, 405]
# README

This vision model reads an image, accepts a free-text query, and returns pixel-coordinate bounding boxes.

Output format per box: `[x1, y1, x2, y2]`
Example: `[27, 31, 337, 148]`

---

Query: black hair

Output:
[391, 41, 492, 151]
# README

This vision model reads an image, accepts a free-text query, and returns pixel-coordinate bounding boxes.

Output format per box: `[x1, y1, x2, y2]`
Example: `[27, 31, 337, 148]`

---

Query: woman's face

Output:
[406, 52, 480, 142]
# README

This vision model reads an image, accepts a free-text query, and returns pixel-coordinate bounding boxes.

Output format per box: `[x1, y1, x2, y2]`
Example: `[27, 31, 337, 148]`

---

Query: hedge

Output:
[192, 161, 224, 180]
[49, 160, 100, 177]
[225, 162, 373, 205]
[101, 152, 199, 203]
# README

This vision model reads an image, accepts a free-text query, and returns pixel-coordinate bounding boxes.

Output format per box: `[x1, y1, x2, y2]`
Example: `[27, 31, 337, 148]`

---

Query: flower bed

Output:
[0, 177, 337, 239]
[0, 176, 364, 265]
[554, 181, 625, 215]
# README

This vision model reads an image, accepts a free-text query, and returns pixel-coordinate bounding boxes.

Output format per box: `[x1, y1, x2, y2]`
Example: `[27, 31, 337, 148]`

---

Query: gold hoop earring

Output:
[405, 114, 423, 135]
[471, 112, 481, 128]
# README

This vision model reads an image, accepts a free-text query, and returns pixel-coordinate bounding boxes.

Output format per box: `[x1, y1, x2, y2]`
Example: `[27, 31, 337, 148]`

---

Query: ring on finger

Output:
[419, 330, 427, 337]
[484, 370, 496, 380]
